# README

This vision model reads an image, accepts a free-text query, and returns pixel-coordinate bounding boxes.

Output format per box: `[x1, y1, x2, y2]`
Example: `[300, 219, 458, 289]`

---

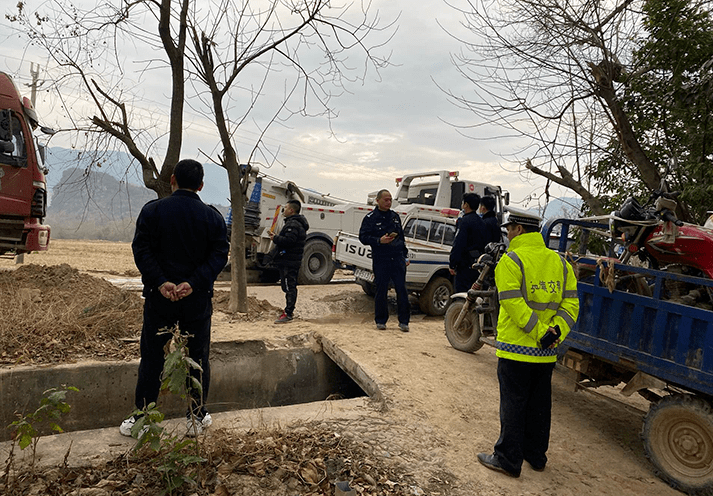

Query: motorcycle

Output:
[611, 183, 713, 307]
[444, 242, 507, 353]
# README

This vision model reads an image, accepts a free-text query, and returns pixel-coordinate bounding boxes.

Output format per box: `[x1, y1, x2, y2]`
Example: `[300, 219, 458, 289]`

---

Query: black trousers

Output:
[278, 264, 299, 317]
[493, 358, 555, 475]
[135, 290, 212, 417]
[373, 256, 410, 325]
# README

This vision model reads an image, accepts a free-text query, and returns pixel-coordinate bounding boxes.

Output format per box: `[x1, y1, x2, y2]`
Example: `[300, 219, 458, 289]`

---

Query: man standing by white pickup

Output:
[359, 189, 410, 332]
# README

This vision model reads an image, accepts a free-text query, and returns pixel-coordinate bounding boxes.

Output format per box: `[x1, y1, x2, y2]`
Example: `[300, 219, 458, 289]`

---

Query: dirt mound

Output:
[0, 264, 143, 365]
[212, 291, 284, 320]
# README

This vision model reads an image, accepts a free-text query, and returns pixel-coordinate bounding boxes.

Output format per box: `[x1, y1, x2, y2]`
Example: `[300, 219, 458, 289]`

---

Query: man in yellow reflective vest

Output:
[477, 206, 579, 478]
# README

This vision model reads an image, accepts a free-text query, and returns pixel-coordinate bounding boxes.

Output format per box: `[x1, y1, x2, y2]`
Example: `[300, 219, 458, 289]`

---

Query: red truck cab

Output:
[0, 71, 51, 255]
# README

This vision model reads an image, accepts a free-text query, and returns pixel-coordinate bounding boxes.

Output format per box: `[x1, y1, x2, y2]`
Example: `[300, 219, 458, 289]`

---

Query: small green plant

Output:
[4, 384, 79, 493]
[8, 386, 79, 453]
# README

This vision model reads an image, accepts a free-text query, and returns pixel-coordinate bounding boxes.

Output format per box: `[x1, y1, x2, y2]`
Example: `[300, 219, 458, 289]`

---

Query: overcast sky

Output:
[0, 0, 567, 211]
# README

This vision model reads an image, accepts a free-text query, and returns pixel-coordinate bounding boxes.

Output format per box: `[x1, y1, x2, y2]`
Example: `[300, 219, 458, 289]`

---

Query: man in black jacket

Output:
[480, 195, 503, 244]
[449, 193, 489, 293]
[359, 189, 410, 332]
[270, 200, 309, 323]
[124, 159, 229, 438]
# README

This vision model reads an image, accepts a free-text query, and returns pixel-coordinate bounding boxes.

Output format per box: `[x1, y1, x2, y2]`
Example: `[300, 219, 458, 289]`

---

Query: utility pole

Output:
[15, 63, 43, 265]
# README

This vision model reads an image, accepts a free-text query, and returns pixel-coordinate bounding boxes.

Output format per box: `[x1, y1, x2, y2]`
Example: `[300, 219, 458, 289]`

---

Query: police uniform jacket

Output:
[132, 189, 229, 297]
[494, 232, 579, 363]
[272, 214, 309, 267]
[359, 208, 408, 260]
[482, 210, 502, 244]
[449, 211, 488, 270]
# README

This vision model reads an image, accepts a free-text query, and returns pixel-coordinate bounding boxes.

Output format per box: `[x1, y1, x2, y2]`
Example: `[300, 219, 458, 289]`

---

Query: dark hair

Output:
[522, 224, 540, 233]
[173, 159, 204, 191]
[376, 189, 391, 200]
[480, 195, 496, 212]
[287, 199, 301, 214]
[462, 193, 481, 211]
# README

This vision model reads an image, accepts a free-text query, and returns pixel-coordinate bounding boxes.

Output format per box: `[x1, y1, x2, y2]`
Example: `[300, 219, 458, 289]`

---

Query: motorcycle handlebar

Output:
[661, 209, 684, 226]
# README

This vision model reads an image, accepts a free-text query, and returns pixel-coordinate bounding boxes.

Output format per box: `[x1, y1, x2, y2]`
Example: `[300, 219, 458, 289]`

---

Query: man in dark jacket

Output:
[449, 193, 489, 293]
[359, 189, 410, 332]
[480, 195, 503, 244]
[270, 199, 309, 323]
[124, 159, 229, 438]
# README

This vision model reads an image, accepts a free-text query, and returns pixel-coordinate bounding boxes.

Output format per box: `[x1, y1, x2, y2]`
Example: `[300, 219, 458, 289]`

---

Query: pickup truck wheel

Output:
[642, 394, 713, 494]
[358, 279, 376, 297]
[298, 239, 335, 285]
[444, 299, 484, 352]
[418, 277, 453, 316]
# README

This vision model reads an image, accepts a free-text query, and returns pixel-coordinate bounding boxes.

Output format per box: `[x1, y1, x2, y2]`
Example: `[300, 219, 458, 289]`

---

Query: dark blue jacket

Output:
[272, 214, 309, 267]
[482, 210, 502, 244]
[449, 211, 488, 270]
[359, 207, 408, 260]
[132, 189, 229, 296]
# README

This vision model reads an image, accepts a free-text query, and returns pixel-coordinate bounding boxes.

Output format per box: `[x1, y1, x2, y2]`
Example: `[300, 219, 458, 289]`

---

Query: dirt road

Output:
[1, 241, 681, 495]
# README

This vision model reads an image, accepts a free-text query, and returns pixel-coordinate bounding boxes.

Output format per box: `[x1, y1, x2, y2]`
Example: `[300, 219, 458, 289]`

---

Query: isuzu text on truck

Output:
[0, 71, 51, 255]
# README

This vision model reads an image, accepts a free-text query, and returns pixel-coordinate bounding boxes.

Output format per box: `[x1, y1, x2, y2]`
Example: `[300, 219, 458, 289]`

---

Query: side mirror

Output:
[503, 191, 510, 206]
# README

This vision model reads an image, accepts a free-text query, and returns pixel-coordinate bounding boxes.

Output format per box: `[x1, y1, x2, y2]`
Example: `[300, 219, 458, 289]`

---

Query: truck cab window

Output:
[414, 219, 430, 241]
[443, 224, 456, 246]
[429, 221, 445, 244]
[0, 112, 28, 168]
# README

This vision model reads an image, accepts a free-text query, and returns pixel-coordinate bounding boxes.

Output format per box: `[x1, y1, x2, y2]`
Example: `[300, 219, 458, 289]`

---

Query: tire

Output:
[358, 279, 376, 297]
[298, 239, 335, 285]
[418, 277, 454, 316]
[444, 299, 484, 352]
[642, 394, 713, 495]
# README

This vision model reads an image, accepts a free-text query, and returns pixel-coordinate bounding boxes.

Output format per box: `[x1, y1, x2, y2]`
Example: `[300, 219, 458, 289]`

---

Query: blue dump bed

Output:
[543, 218, 713, 396]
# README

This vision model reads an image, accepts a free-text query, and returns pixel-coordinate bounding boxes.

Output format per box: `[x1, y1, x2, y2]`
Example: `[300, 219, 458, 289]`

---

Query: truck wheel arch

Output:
[298, 235, 335, 285]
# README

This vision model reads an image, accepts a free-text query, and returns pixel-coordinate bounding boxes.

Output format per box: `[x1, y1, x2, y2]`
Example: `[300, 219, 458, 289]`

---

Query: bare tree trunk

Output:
[227, 165, 248, 313]
[589, 61, 662, 190]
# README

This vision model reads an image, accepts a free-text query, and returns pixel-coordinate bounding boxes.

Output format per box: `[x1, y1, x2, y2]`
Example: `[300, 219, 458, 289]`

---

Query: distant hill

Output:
[45, 147, 230, 207]
[45, 148, 230, 241]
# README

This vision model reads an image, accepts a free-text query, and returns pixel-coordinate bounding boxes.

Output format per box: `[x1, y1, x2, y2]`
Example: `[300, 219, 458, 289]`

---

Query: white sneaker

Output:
[186, 413, 213, 437]
[120, 415, 138, 437]
[120, 415, 150, 438]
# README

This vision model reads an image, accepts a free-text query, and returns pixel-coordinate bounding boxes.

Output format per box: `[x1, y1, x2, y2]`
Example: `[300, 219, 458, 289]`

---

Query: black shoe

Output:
[477, 453, 520, 478]
[526, 459, 546, 472]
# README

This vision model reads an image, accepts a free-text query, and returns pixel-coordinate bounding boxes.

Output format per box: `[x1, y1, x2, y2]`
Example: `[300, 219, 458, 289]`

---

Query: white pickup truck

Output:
[333, 209, 459, 316]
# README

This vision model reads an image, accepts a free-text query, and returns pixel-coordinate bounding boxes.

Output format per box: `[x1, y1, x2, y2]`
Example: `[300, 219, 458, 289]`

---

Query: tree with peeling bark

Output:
[8, 0, 190, 198]
[185, 0, 393, 313]
[443, 0, 713, 222]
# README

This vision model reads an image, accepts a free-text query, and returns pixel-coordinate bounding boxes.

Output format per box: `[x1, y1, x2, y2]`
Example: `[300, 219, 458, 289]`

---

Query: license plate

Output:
[354, 268, 374, 283]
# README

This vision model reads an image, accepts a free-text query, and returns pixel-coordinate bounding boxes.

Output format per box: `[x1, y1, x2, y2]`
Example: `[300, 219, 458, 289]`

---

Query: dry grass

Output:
[4, 422, 440, 496]
[0, 264, 143, 365]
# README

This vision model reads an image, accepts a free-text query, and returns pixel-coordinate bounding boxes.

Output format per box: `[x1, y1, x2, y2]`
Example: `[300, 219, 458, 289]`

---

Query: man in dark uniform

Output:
[269, 200, 309, 323]
[479, 195, 502, 244]
[359, 189, 410, 332]
[122, 159, 229, 438]
[449, 193, 489, 293]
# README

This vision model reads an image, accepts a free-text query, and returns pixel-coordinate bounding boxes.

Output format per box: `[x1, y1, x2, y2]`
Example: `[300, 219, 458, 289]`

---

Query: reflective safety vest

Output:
[494, 232, 579, 363]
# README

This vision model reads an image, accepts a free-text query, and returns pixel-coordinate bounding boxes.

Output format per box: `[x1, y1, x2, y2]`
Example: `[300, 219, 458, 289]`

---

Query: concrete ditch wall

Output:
[0, 340, 365, 441]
